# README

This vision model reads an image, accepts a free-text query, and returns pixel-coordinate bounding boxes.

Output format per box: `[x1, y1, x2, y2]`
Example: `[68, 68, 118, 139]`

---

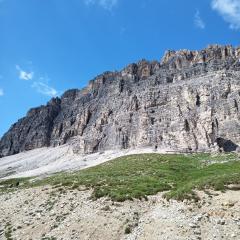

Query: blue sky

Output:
[0, 0, 240, 137]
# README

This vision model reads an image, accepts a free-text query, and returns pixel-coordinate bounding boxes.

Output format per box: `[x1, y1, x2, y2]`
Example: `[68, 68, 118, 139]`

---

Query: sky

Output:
[0, 0, 240, 137]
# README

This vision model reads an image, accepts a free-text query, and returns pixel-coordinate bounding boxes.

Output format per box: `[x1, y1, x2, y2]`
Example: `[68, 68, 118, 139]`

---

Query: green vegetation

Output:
[41, 237, 57, 240]
[124, 225, 132, 234]
[1, 153, 240, 201]
[0, 177, 31, 194]
[4, 222, 13, 240]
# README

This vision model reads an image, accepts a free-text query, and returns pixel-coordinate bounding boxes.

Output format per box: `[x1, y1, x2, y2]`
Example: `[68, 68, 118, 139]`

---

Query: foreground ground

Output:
[0, 187, 240, 240]
[1, 153, 240, 239]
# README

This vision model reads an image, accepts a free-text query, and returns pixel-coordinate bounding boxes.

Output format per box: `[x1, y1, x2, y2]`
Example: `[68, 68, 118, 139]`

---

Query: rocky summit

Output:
[1, 44, 240, 158]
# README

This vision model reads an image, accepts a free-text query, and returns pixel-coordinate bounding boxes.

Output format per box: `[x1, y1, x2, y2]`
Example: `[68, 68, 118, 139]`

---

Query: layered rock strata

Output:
[1, 45, 240, 157]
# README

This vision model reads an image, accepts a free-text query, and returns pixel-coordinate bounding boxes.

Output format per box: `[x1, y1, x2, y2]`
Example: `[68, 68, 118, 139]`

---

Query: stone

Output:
[221, 201, 235, 207]
[189, 223, 198, 228]
[217, 219, 226, 225]
[194, 229, 201, 235]
[0, 45, 240, 157]
[194, 214, 203, 222]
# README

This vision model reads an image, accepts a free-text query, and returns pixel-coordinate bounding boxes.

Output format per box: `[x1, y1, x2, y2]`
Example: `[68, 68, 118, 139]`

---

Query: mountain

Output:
[1, 44, 240, 158]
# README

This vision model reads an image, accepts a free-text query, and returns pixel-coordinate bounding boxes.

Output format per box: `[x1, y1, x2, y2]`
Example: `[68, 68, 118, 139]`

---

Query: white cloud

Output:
[211, 0, 240, 30]
[16, 65, 34, 81]
[32, 82, 58, 97]
[84, 0, 118, 10]
[194, 10, 206, 29]
[0, 88, 3, 96]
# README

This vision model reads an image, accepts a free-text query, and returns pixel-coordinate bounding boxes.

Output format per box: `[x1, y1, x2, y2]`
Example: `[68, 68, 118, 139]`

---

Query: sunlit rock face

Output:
[1, 45, 240, 157]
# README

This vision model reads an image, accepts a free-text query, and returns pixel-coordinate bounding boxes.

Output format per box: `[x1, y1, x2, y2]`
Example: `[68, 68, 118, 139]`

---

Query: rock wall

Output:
[1, 45, 240, 157]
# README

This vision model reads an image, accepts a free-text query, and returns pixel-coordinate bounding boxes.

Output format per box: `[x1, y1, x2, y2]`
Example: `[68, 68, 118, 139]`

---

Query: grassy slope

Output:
[1, 153, 240, 201]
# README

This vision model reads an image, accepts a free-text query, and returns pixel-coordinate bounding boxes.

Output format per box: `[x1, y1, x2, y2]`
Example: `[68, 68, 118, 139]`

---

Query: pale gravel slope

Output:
[0, 145, 170, 179]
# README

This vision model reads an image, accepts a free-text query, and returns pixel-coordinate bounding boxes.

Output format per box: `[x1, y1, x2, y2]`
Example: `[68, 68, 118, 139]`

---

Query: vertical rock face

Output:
[0, 98, 61, 157]
[1, 45, 240, 157]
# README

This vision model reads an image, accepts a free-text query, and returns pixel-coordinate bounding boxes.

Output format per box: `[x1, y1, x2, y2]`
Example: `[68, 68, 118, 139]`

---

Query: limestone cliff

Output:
[1, 45, 240, 157]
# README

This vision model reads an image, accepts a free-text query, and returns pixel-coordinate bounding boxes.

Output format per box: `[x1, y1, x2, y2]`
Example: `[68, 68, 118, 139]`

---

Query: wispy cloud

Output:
[84, 0, 118, 11]
[194, 10, 206, 29]
[0, 88, 4, 96]
[16, 65, 34, 81]
[15, 63, 58, 98]
[211, 0, 240, 30]
[32, 82, 58, 97]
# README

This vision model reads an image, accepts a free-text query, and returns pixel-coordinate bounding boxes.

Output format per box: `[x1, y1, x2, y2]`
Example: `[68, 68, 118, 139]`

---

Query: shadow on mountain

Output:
[216, 137, 239, 152]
